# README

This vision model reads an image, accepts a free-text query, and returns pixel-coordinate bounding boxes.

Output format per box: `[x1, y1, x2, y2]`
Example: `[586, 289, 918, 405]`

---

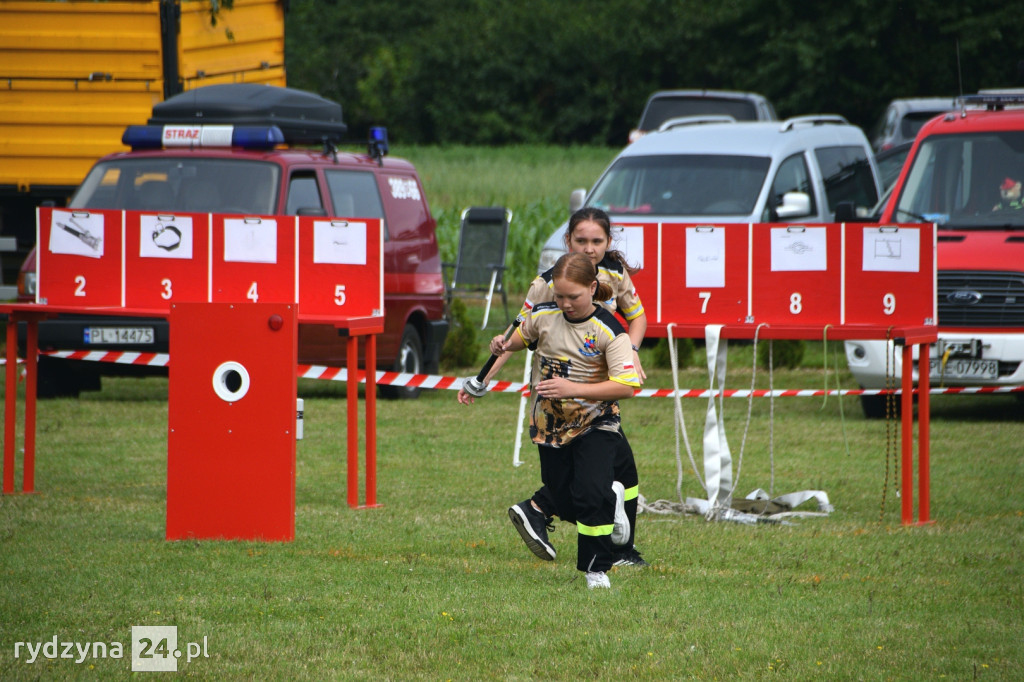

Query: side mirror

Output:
[775, 191, 811, 219]
[569, 188, 586, 213]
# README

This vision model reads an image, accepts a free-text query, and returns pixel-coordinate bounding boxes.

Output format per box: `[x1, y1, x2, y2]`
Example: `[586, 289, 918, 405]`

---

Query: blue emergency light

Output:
[368, 126, 389, 165]
[122, 125, 286, 150]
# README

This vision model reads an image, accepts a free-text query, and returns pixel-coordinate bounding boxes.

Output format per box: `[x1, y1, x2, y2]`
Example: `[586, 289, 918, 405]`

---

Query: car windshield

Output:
[69, 157, 280, 215]
[893, 131, 1024, 229]
[587, 154, 771, 216]
[640, 97, 758, 129]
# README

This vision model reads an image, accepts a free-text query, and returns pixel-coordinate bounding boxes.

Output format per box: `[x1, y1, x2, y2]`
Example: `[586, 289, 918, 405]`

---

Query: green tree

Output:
[284, 0, 1024, 145]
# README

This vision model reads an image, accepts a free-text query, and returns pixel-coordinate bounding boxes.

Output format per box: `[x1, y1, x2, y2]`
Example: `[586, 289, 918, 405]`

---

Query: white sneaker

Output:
[611, 481, 630, 546]
[585, 571, 611, 589]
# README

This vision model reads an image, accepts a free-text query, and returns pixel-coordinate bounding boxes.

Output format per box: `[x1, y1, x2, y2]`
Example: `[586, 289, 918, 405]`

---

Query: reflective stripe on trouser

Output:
[538, 428, 621, 573]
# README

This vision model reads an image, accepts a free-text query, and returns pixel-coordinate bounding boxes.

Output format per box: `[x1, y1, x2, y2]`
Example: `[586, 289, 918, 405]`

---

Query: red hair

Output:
[552, 252, 613, 301]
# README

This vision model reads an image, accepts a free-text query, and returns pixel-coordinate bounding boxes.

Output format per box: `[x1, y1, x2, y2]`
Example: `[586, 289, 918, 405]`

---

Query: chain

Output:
[880, 328, 897, 523]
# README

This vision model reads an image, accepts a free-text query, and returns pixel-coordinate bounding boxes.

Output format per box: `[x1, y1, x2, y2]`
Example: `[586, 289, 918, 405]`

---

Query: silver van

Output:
[539, 115, 883, 273]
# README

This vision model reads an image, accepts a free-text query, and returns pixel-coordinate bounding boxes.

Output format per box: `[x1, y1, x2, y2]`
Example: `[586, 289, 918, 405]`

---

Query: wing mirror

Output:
[775, 191, 811, 219]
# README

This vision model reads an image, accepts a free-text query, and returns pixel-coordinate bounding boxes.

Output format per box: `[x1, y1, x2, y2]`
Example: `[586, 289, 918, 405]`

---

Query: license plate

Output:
[84, 327, 155, 345]
[928, 358, 998, 380]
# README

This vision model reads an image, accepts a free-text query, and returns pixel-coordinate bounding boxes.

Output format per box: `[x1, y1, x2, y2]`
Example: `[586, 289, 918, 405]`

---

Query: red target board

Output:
[38, 210, 386, 318]
[297, 216, 384, 318]
[36, 207, 123, 307]
[210, 215, 296, 304]
[167, 301, 297, 541]
[124, 212, 211, 309]
[659, 223, 749, 326]
[749, 223, 843, 326]
[614, 221, 935, 333]
[843, 224, 937, 326]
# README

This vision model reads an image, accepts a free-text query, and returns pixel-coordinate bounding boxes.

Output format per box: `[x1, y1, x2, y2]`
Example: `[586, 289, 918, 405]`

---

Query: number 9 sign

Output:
[883, 292, 896, 316]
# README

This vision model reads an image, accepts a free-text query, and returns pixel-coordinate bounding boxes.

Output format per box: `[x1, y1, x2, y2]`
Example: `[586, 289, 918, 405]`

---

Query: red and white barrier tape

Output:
[2, 351, 1022, 397]
[28, 350, 169, 367]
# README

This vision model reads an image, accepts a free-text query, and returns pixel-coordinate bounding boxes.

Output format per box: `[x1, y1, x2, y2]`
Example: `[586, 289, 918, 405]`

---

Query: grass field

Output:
[0, 339, 1022, 679]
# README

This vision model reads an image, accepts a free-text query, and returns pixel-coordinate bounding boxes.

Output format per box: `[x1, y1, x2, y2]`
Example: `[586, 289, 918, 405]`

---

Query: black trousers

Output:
[534, 428, 627, 573]
[533, 429, 639, 551]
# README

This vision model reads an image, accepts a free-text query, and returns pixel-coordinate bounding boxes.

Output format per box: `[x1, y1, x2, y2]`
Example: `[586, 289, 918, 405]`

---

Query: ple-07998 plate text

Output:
[84, 327, 155, 344]
[928, 358, 998, 381]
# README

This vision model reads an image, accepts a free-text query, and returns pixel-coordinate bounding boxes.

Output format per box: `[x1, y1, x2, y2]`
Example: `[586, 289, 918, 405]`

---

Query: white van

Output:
[539, 115, 882, 273]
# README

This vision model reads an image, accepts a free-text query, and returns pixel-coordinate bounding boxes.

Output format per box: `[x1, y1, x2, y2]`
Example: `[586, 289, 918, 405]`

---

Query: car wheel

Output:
[859, 393, 901, 419]
[36, 356, 100, 399]
[380, 324, 423, 400]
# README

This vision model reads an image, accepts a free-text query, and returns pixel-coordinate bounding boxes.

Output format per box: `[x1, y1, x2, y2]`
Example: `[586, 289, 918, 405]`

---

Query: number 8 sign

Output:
[750, 224, 843, 326]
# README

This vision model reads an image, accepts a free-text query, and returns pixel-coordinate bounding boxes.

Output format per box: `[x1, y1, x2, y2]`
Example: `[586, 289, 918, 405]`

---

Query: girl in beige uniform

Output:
[462, 252, 640, 589]
[459, 207, 648, 567]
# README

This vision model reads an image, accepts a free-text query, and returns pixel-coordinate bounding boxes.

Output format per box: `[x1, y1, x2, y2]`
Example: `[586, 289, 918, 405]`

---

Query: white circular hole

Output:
[212, 361, 250, 402]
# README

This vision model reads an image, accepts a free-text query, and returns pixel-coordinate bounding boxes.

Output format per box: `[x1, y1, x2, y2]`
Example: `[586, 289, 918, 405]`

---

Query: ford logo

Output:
[947, 289, 983, 305]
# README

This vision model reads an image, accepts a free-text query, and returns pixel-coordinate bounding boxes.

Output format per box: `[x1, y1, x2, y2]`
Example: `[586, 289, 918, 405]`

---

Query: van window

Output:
[588, 154, 770, 216]
[814, 146, 879, 215]
[764, 153, 816, 220]
[325, 170, 385, 222]
[640, 97, 759, 129]
[285, 172, 323, 214]
[69, 166, 122, 209]
[70, 158, 278, 214]
[379, 173, 430, 237]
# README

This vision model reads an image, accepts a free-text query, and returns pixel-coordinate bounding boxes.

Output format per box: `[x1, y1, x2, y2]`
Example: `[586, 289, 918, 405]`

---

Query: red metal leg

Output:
[3, 317, 16, 494]
[365, 334, 377, 507]
[900, 344, 914, 525]
[346, 336, 359, 508]
[917, 342, 931, 524]
[23, 319, 38, 492]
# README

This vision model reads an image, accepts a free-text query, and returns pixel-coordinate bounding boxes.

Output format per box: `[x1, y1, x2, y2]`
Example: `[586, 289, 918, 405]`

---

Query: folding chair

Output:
[443, 206, 512, 329]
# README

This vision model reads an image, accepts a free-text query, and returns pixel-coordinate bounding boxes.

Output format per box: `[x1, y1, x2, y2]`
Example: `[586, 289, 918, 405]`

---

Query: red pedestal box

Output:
[749, 223, 843, 326]
[843, 223, 937, 326]
[124, 211, 211, 309]
[659, 222, 749, 325]
[297, 216, 383, 318]
[37, 208, 123, 306]
[166, 302, 298, 541]
[211, 215, 296, 304]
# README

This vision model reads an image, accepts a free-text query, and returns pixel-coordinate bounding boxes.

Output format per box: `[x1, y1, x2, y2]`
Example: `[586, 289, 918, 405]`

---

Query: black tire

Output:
[36, 356, 101, 399]
[380, 324, 423, 400]
[859, 393, 902, 419]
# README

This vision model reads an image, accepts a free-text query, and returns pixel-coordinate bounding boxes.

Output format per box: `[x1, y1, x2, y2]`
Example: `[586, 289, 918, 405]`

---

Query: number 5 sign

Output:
[297, 216, 383, 318]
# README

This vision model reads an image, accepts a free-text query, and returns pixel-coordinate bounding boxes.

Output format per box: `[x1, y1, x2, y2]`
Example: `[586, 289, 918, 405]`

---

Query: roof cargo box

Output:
[149, 83, 346, 144]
